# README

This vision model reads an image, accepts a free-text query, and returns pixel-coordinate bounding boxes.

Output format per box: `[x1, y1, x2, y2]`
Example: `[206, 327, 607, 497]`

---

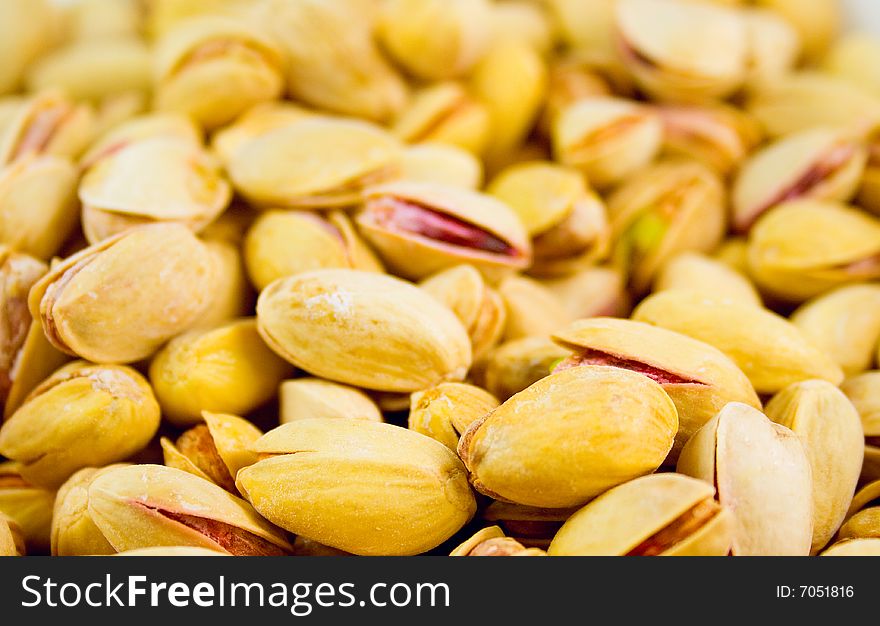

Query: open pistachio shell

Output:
[51, 465, 125, 556]
[820, 538, 880, 556]
[400, 143, 483, 189]
[541, 266, 631, 319]
[0, 461, 54, 554]
[79, 112, 202, 169]
[458, 365, 678, 508]
[236, 419, 476, 555]
[633, 289, 844, 394]
[256, 269, 472, 393]
[473, 336, 568, 402]
[450, 526, 546, 557]
[837, 507, 880, 542]
[210, 102, 314, 167]
[0, 362, 160, 489]
[654, 252, 762, 307]
[88, 464, 292, 555]
[755, 0, 839, 63]
[280, 378, 383, 424]
[677, 402, 813, 556]
[746, 200, 880, 302]
[29, 223, 217, 363]
[742, 8, 800, 91]
[356, 181, 532, 281]
[552, 317, 760, 460]
[408, 382, 499, 451]
[540, 59, 612, 138]
[0, 512, 25, 556]
[765, 381, 864, 553]
[549, 474, 733, 556]
[229, 118, 402, 210]
[0, 91, 94, 165]
[498, 274, 572, 341]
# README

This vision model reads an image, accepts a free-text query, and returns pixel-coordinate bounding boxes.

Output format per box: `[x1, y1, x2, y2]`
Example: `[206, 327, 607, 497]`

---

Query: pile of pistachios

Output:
[0, 0, 879, 558]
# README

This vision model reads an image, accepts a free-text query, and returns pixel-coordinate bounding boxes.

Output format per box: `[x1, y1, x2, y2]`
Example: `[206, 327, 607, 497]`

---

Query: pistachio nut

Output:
[634, 290, 844, 394]
[608, 159, 727, 294]
[29, 223, 217, 363]
[79, 112, 202, 170]
[823, 33, 880, 98]
[87, 464, 292, 555]
[378, 0, 492, 81]
[791, 284, 880, 376]
[244, 210, 383, 292]
[480, 501, 578, 549]
[356, 181, 532, 281]
[0, 462, 54, 554]
[0, 91, 95, 164]
[400, 143, 483, 189]
[391, 82, 490, 156]
[473, 336, 568, 402]
[279, 378, 383, 424]
[161, 411, 263, 493]
[0, 512, 25, 556]
[450, 526, 546, 557]
[408, 382, 499, 451]
[541, 266, 631, 319]
[540, 59, 612, 138]
[194, 238, 252, 329]
[552, 317, 760, 459]
[498, 275, 572, 341]
[256, 0, 407, 122]
[838, 480, 880, 541]
[677, 402, 813, 556]
[0, 0, 54, 95]
[732, 128, 867, 233]
[654, 252, 762, 307]
[79, 137, 232, 244]
[754, 0, 840, 62]
[236, 419, 476, 556]
[765, 381, 864, 553]
[548, 474, 733, 556]
[615, 0, 747, 103]
[839, 372, 880, 483]
[458, 365, 678, 508]
[419, 264, 506, 361]
[210, 102, 314, 167]
[51, 465, 125, 556]
[742, 8, 800, 91]
[256, 269, 472, 393]
[149, 318, 293, 426]
[115, 547, 228, 557]
[713, 236, 750, 275]
[228, 117, 402, 210]
[552, 97, 662, 190]
[154, 16, 284, 130]
[820, 538, 880, 556]
[746, 200, 880, 302]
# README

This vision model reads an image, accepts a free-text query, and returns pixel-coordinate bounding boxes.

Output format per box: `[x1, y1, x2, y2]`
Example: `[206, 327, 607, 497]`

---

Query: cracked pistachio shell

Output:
[392, 82, 490, 156]
[257, 269, 472, 393]
[154, 16, 284, 130]
[280, 378, 382, 424]
[0, 0, 54, 95]
[244, 210, 382, 292]
[634, 290, 844, 394]
[115, 547, 227, 557]
[609, 160, 726, 294]
[553, 317, 760, 460]
[742, 8, 800, 91]
[450, 526, 546, 557]
[473, 336, 568, 402]
[419, 264, 506, 361]
[549, 474, 733, 556]
[80, 137, 232, 244]
[0, 154, 79, 259]
[791, 285, 880, 376]
[29, 224, 217, 363]
[0, 461, 54, 554]
[498, 275, 572, 341]
[765, 381, 864, 553]
[400, 143, 483, 189]
[194, 238, 252, 330]
[88, 464, 292, 555]
[236, 419, 476, 555]
[409, 382, 499, 451]
[820, 538, 880, 556]
[356, 181, 532, 281]
[823, 34, 880, 99]
[0, 512, 24, 556]
[149, 318, 292, 427]
[458, 365, 678, 508]
[677, 402, 813, 556]
[0, 91, 95, 165]
[541, 266, 631, 319]
[746, 200, 880, 302]
[210, 102, 314, 167]
[540, 59, 612, 138]
[51, 465, 124, 556]
[161, 411, 263, 493]
[732, 128, 867, 233]
[256, 0, 407, 122]
[378, 0, 492, 81]
[0, 362, 160, 489]
[553, 97, 662, 190]
[615, 0, 747, 103]
[655, 252, 761, 306]
[754, 0, 839, 62]
[79, 112, 202, 169]
[229, 118, 402, 210]
[4, 315, 69, 421]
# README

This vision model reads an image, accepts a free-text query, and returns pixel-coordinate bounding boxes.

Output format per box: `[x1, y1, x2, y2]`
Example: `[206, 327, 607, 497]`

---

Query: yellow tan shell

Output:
[408, 382, 499, 451]
[823, 33, 880, 98]
[399, 143, 483, 189]
[756, 0, 840, 63]
[51, 465, 126, 556]
[79, 112, 202, 170]
[838, 480, 880, 541]
[540, 59, 612, 138]
[210, 102, 314, 167]
[840, 372, 880, 483]
[0, 0, 54, 96]
[820, 538, 880, 556]
[114, 546, 228, 557]
[742, 8, 800, 91]
[194, 238, 252, 329]
[0, 512, 24, 556]
[498, 274, 572, 341]
[541, 266, 631, 320]
[450, 526, 546, 557]
[473, 336, 568, 402]
[0, 461, 54, 554]
[655, 252, 762, 306]
[0, 91, 94, 164]
[279, 378, 383, 424]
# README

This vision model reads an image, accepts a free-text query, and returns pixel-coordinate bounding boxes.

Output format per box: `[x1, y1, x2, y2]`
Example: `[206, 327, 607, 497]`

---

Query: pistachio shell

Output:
[633, 289, 844, 394]
[474, 336, 568, 401]
[4, 319, 69, 420]
[0, 512, 25, 556]
[64, 0, 143, 41]
[29, 223, 217, 363]
[236, 419, 476, 555]
[449, 526, 505, 557]
[79, 112, 202, 170]
[408, 382, 499, 451]
[755, 0, 839, 62]
[146, 0, 257, 40]
[149, 318, 293, 426]
[820, 538, 880, 556]
[210, 102, 314, 167]
[837, 508, 880, 541]
[713, 237, 750, 274]
[498, 275, 572, 341]
[280, 378, 382, 424]
[677, 402, 813, 556]
[0, 91, 95, 164]
[840, 371, 880, 440]
[450, 526, 545, 557]
[0, 0, 54, 95]
[541, 266, 631, 319]
[823, 33, 880, 98]
[194, 238, 252, 329]
[256, 269, 472, 393]
[549, 474, 733, 556]
[400, 143, 483, 189]
[0, 362, 160, 489]
[490, 1, 555, 55]
[654, 252, 762, 306]
[115, 547, 228, 557]
[458, 365, 678, 508]
[552, 317, 760, 460]
[540, 59, 612, 138]
[51, 465, 124, 556]
[742, 8, 800, 91]
[291, 536, 351, 557]
[0, 461, 54, 554]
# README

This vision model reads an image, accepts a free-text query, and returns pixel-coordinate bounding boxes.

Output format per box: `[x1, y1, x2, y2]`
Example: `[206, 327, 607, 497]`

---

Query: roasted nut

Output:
[51, 465, 125, 556]
[474, 336, 568, 402]
[458, 365, 678, 508]
[3, 314, 69, 420]
[0, 91, 94, 164]
[677, 402, 813, 556]
[0, 461, 54, 554]
[210, 102, 313, 167]
[400, 143, 483, 189]
[654, 252, 762, 306]
[280, 378, 383, 424]
[540, 59, 612, 138]
[29, 223, 217, 363]
[408, 382, 499, 451]
[498, 275, 572, 341]
[548, 474, 734, 556]
[256, 269, 472, 393]
[450, 526, 546, 557]
[236, 419, 476, 555]
[79, 111, 202, 169]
